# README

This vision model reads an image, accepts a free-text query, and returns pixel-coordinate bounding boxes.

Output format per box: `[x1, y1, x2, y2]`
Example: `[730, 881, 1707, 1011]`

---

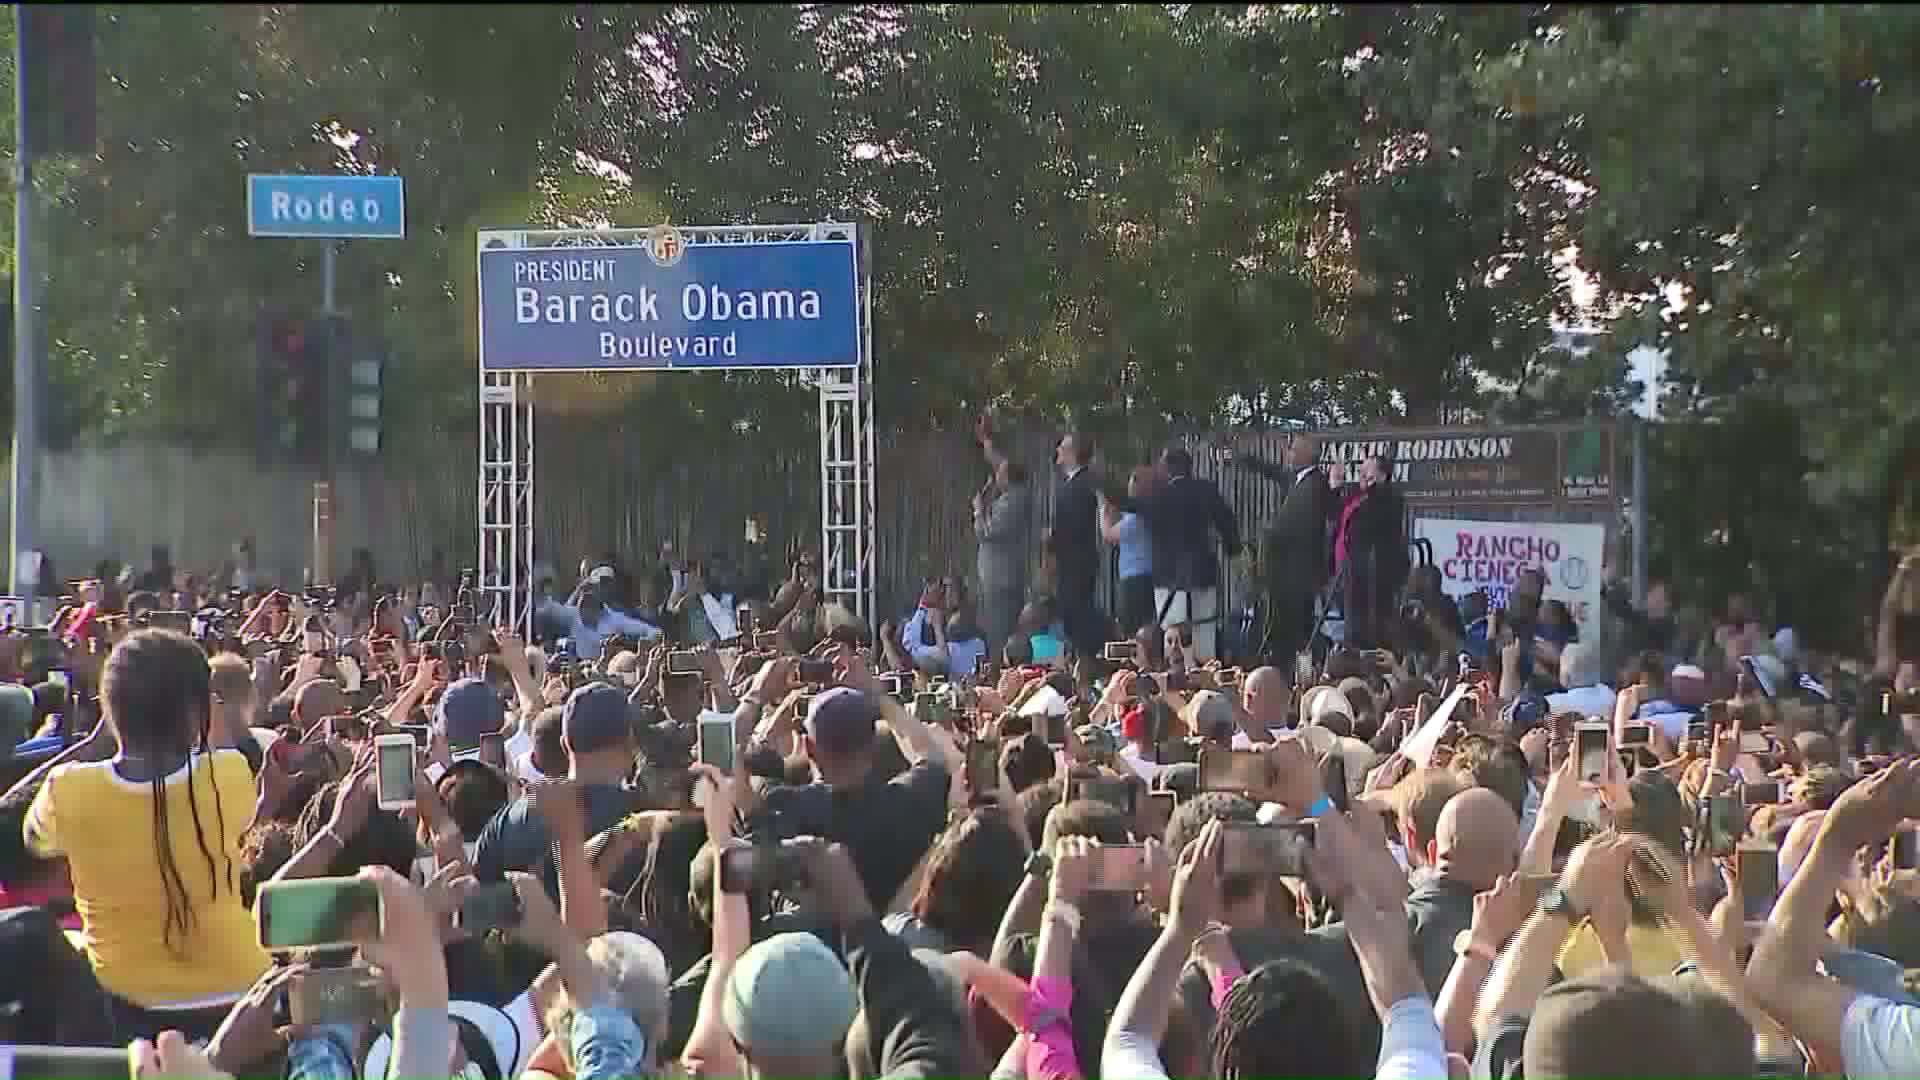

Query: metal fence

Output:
[6, 420, 1623, 623]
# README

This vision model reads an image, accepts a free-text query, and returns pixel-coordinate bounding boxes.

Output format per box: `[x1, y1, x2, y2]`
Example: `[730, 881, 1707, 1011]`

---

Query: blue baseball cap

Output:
[563, 682, 631, 754]
[437, 677, 505, 750]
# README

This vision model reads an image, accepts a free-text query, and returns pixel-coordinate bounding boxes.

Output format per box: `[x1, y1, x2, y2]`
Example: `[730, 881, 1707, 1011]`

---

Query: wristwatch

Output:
[1452, 929, 1499, 964]
[1024, 851, 1053, 882]
[1540, 883, 1588, 923]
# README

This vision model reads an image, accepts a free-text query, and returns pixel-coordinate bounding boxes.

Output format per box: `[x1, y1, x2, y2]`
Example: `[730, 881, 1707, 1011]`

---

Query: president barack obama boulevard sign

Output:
[477, 226, 860, 372]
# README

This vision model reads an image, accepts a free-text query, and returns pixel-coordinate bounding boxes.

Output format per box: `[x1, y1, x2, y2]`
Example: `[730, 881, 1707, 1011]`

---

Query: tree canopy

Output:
[3, 3, 1912, 639]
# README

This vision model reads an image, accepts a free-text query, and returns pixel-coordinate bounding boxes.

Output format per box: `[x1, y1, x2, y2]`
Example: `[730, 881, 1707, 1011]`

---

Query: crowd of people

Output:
[4, 431, 1920, 1080]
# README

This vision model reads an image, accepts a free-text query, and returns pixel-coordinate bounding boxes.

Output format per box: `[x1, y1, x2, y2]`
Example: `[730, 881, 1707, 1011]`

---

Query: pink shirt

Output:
[1024, 974, 1083, 1080]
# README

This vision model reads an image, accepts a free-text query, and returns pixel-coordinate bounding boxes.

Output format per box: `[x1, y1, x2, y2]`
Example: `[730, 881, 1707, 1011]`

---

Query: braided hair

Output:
[104, 630, 232, 956]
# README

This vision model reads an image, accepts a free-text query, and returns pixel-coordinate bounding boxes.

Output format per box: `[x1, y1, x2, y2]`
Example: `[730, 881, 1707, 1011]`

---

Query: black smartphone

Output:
[1069, 774, 1136, 817]
[1743, 780, 1781, 806]
[1618, 723, 1652, 748]
[1221, 821, 1316, 878]
[1319, 752, 1350, 814]
[1699, 792, 1745, 858]
[795, 657, 837, 684]
[966, 737, 1000, 794]
[668, 650, 703, 675]
[1894, 829, 1920, 871]
[1141, 790, 1177, 839]
[718, 842, 800, 894]
[455, 881, 524, 934]
[753, 630, 781, 652]
[1198, 747, 1267, 792]
[1738, 845, 1780, 922]
[1102, 641, 1134, 663]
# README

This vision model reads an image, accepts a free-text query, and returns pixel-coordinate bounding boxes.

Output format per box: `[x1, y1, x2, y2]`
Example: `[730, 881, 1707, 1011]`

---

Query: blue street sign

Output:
[478, 231, 859, 371]
[247, 174, 405, 239]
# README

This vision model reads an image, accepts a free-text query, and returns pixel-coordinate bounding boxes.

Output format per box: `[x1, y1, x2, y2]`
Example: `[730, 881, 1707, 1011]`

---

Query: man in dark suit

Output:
[1224, 433, 1340, 665]
[1335, 454, 1410, 650]
[1049, 429, 1103, 659]
[1136, 446, 1241, 659]
[977, 420, 1104, 660]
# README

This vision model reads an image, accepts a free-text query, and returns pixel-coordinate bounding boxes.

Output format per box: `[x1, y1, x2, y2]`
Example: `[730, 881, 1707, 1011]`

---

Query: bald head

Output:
[1436, 787, 1520, 889]
[1244, 666, 1290, 729]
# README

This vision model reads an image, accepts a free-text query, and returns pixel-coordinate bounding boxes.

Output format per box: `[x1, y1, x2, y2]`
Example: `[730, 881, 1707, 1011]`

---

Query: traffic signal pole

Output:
[312, 241, 339, 587]
[12, 6, 43, 617]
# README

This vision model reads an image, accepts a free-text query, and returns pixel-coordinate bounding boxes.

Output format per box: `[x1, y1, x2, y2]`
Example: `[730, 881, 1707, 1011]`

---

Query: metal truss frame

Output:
[476, 222, 874, 637]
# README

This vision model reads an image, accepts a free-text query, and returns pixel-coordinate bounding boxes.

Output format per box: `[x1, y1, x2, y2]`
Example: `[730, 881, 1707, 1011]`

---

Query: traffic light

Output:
[343, 333, 384, 456]
[20, 5, 97, 157]
[255, 313, 330, 465]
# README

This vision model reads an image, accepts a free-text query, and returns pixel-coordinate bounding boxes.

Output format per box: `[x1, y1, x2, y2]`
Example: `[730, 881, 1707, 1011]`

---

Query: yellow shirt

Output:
[1557, 918, 1689, 981]
[25, 750, 271, 1007]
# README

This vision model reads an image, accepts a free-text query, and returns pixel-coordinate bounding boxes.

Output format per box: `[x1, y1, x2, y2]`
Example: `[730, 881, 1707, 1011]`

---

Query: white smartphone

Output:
[374, 732, 416, 811]
[1575, 721, 1612, 784]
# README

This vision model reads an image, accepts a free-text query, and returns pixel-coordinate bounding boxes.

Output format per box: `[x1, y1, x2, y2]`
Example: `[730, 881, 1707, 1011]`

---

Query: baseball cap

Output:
[805, 686, 880, 756]
[1181, 689, 1234, 739]
[722, 931, 859, 1057]
[438, 677, 505, 750]
[563, 683, 631, 755]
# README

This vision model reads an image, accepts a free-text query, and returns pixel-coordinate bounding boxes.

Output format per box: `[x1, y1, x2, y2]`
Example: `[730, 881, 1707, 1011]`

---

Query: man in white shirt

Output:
[537, 583, 660, 657]
[1546, 640, 1615, 719]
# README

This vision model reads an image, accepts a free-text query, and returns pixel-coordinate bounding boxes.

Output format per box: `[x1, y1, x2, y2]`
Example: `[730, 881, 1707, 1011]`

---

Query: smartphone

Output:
[915, 690, 938, 716]
[698, 715, 736, 773]
[1042, 711, 1067, 747]
[718, 842, 800, 894]
[1199, 747, 1269, 792]
[1102, 641, 1135, 663]
[1618, 723, 1652, 748]
[1700, 792, 1745, 857]
[1069, 775, 1136, 816]
[1744, 780, 1781, 806]
[966, 737, 1000, 793]
[1738, 844, 1780, 922]
[1740, 730, 1771, 755]
[148, 609, 192, 631]
[974, 653, 991, 678]
[667, 650, 703, 675]
[1687, 718, 1710, 741]
[256, 876, 385, 951]
[1893, 829, 1920, 871]
[1141, 790, 1177, 839]
[1221, 821, 1316, 878]
[1575, 722, 1611, 784]
[478, 732, 507, 770]
[455, 880, 524, 934]
[288, 964, 394, 1026]
[736, 605, 756, 635]
[397, 722, 432, 745]
[753, 630, 781, 652]
[273, 739, 334, 778]
[1087, 844, 1148, 893]
[0, 1046, 134, 1080]
[374, 733, 416, 811]
[1320, 752, 1350, 813]
[795, 657, 837, 684]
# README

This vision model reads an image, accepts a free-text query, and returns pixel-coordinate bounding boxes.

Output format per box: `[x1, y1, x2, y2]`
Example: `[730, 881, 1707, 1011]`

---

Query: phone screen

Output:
[1221, 821, 1315, 878]
[1702, 793, 1745, 857]
[699, 717, 736, 773]
[257, 876, 383, 950]
[375, 738, 415, 807]
[1894, 829, 1920, 871]
[1618, 723, 1651, 747]
[668, 650, 702, 675]
[1744, 780, 1781, 805]
[966, 738, 999, 794]
[1575, 725, 1610, 784]
[0, 1046, 135, 1080]
[1199, 747, 1268, 792]
[1088, 844, 1147, 893]
[1738, 846, 1780, 922]
[1141, 791, 1177, 839]
[1071, 776, 1135, 816]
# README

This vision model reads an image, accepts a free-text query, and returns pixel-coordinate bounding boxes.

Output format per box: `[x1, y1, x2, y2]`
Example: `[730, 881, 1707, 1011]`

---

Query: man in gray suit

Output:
[972, 458, 1033, 653]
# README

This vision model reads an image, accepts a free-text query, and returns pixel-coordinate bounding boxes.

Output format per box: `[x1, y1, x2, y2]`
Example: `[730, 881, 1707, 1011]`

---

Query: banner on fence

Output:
[1411, 516, 1607, 642]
